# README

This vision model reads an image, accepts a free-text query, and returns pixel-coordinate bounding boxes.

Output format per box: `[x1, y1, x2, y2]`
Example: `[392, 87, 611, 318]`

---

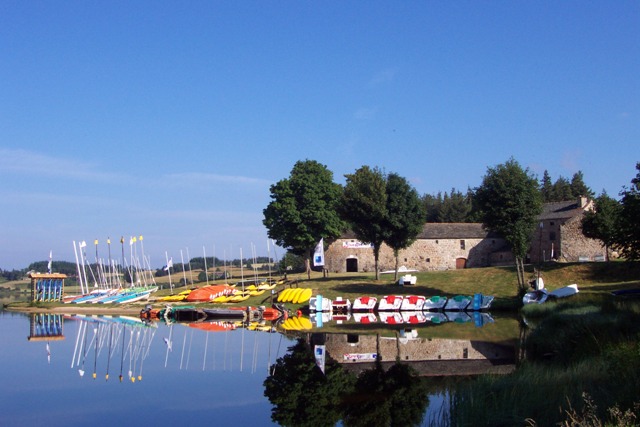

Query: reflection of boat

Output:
[379, 311, 403, 324]
[140, 304, 286, 323]
[423, 296, 448, 311]
[378, 295, 404, 311]
[353, 312, 377, 323]
[424, 311, 448, 324]
[401, 311, 427, 324]
[399, 295, 425, 311]
[352, 296, 377, 312]
[446, 311, 472, 323]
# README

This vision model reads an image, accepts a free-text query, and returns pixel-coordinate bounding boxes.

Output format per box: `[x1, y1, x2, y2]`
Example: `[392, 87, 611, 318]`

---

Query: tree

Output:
[570, 171, 594, 199]
[439, 188, 473, 222]
[340, 166, 387, 280]
[581, 191, 621, 261]
[384, 173, 426, 280]
[474, 158, 543, 292]
[551, 176, 573, 202]
[540, 170, 553, 202]
[263, 160, 346, 278]
[422, 192, 442, 222]
[617, 162, 640, 260]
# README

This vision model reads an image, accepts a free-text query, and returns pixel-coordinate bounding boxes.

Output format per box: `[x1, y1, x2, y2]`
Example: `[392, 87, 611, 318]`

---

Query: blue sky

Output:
[1, 1, 638, 270]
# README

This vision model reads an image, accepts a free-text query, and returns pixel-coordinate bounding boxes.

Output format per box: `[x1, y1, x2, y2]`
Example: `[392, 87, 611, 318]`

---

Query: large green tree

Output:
[474, 158, 543, 291]
[340, 166, 388, 280]
[581, 191, 621, 262]
[263, 160, 346, 278]
[384, 173, 426, 280]
[617, 162, 640, 260]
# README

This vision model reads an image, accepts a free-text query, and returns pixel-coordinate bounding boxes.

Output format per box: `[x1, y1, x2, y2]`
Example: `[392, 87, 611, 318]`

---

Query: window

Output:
[460, 240, 466, 250]
[549, 232, 556, 241]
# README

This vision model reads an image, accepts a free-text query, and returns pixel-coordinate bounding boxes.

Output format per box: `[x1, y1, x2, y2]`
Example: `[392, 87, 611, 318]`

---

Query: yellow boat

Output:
[211, 295, 232, 303]
[288, 288, 304, 303]
[249, 289, 266, 296]
[228, 294, 250, 303]
[294, 288, 312, 304]
[277, 288, 292, 302]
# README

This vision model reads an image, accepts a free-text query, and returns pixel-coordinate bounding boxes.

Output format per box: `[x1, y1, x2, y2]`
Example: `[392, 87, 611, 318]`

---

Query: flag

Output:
[47, 250, 52, 273]
[164, 258, 173, 271]
[79, 241, 87, 248]
[314, 345, 326, 374]
[313, 238, 325, 267]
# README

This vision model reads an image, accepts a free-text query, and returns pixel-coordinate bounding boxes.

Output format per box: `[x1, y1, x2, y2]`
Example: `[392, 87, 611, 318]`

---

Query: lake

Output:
[0, 309, 519, 426]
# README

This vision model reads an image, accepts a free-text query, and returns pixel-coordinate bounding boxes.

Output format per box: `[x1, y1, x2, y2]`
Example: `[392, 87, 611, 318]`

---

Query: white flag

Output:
[164, 258, 173, 271]
[313, 238, 325, 267]
[47, 250, 52, 273]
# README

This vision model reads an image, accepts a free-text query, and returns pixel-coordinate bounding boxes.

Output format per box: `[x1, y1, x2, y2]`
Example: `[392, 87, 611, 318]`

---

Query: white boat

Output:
[399, 295, 425, 311]
[549, 284, 579, 298]
[468, 293, 494, 311]
[398, 274, 417, 286]
[422, 295, 448, 311]
[380, 265, 418, 275]
[309, 295, 332, 312]
[444, 295, 471, 311]
[352, 296, 377, 312]
[331, 297, 351, 314]
[523, 289, 548, 305]
[378, 295, 404, 311]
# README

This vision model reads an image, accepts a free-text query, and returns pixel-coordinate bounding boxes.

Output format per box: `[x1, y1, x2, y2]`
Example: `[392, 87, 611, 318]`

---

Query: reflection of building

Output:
[28, 313, 65, 342]
[310, 333, 515, 376]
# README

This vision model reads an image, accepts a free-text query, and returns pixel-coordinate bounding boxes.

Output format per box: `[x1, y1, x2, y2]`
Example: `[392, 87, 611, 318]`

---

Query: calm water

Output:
[0, 309, 517, 426]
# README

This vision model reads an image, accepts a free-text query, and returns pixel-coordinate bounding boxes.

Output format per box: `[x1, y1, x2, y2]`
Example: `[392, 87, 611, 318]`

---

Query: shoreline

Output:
[3, 303, 145, 316]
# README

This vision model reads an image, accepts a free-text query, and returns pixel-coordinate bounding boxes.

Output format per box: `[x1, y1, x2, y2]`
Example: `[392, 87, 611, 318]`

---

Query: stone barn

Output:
[324, 223, 509, 273]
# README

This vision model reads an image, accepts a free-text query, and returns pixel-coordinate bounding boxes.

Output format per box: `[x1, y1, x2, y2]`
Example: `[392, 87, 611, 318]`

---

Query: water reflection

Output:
[3, 310, 520, 426]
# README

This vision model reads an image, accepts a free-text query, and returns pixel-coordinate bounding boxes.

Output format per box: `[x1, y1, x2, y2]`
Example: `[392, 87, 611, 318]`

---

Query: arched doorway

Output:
[346, 258, 358, 272]
[455, 257, 467, 269]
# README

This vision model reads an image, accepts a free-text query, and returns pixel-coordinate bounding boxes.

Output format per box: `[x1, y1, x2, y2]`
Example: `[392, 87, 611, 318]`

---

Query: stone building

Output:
[528, 197, 607, 264]
[324, 197, 606, 273]
[324, 223, 509, 273]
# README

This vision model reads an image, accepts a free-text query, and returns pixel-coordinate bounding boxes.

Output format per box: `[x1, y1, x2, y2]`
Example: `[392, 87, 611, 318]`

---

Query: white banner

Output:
[342, 241, 373, 249]
[313, 238, 325, 266]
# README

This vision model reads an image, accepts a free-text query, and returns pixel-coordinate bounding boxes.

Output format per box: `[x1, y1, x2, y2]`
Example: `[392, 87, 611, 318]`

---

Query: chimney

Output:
[579, 196, 588, 208]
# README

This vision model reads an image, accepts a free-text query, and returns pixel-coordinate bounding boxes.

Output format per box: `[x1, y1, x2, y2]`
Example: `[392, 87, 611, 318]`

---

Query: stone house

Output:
[324, 197, 606, 273]
[324, 223, 509, 273]
[528, 197, 607, 264]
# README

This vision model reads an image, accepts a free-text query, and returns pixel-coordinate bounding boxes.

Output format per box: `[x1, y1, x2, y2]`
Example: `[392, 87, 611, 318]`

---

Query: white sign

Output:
[342, 241, 373, 249]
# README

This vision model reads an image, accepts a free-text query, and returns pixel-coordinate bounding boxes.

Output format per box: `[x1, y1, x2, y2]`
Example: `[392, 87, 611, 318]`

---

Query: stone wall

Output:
[530, 215, 607, 263]
[325, 236, 505, 273]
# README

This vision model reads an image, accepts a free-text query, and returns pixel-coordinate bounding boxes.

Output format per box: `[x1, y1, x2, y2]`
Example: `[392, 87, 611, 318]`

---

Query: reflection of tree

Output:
[264, 338, 356, 427]
[342, 361, 429, 427]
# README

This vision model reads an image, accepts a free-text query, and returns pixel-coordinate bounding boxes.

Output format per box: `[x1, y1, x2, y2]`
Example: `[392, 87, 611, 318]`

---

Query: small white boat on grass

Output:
[398, 274, 417, 286]
[523, 284, 579, 305]
[400, 295, 425, 311]
[378, 295, 404, 311]
[352, 296, 377, 312]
